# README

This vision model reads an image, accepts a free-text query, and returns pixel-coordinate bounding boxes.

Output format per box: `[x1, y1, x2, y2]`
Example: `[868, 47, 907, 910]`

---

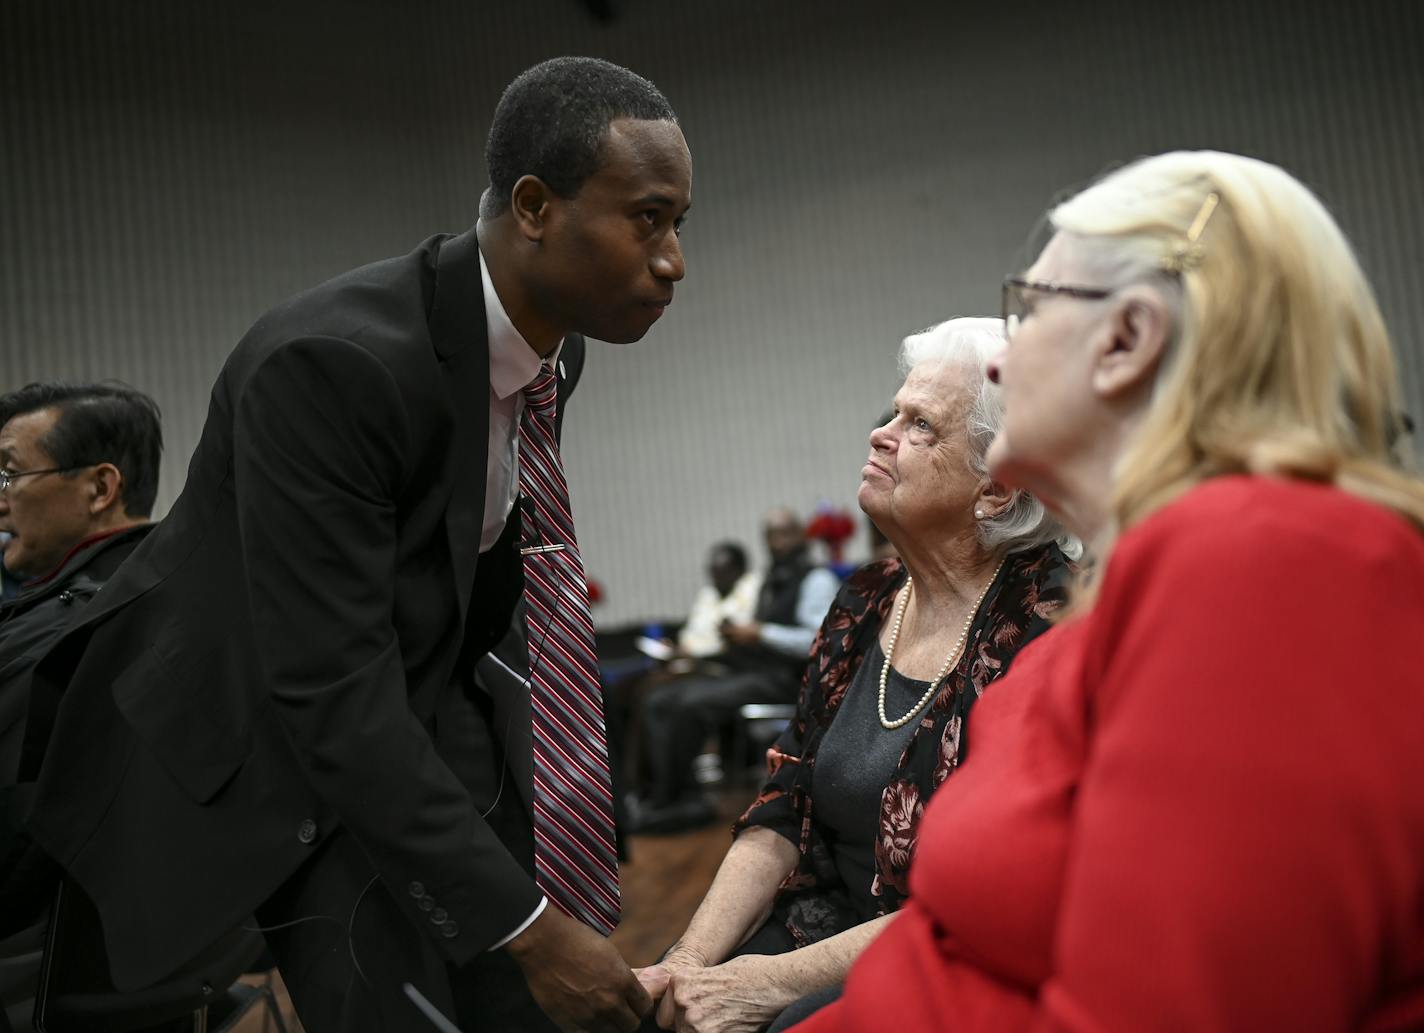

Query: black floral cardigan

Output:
[734, 544, 1073, 946]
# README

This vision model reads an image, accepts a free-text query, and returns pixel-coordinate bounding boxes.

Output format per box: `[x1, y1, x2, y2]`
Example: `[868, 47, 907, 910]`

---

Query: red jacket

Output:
[795, 476, 1424, 1032]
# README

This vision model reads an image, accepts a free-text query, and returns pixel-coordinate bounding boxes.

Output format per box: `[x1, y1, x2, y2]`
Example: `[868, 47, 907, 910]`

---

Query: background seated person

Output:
[607, 541, 760, 821]
[639, 318, 1075, 1032]
[796, 152, 1424, 1031]
[633, 509, 839, 830]
[668, 541, 762, 662]
[0, 381, 163, 1029]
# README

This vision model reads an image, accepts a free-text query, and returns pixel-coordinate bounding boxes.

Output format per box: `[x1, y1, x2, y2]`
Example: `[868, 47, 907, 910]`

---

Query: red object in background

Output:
[805, 506, 856, 563]
[586, 578, 604, 605]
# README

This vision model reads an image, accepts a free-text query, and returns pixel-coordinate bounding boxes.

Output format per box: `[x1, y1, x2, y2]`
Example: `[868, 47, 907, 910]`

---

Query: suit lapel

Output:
[429, 227, 490, 631]
[432, 254, 584, 815]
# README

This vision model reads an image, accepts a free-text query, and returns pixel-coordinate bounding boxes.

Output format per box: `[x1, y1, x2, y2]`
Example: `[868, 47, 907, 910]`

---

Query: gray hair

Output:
[899, 317, 1081, 560]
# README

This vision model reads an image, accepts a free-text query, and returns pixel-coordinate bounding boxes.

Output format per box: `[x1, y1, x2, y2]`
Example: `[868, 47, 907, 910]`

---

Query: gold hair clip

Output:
[1161, 191, 1220, 274]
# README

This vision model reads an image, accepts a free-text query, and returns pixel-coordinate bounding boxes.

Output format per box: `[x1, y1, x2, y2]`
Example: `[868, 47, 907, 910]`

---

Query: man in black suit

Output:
[17, 57, 691, 1033]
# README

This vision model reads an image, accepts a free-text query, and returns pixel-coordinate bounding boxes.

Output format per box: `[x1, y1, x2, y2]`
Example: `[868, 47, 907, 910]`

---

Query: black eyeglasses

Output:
[1001, 277, 1115, 340]
[0, 465, 90, 493]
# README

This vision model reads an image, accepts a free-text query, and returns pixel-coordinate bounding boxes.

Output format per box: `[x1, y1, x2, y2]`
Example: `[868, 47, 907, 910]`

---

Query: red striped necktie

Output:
[517, 364, 620, 935]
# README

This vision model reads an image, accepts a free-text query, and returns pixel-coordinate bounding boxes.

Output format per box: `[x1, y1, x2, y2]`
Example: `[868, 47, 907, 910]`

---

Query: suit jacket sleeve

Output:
[232, 335, 542, 963]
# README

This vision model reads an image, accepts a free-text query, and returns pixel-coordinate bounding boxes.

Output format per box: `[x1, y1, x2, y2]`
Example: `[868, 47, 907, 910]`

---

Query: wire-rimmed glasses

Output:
[0, 465, 89, 493]
[1001, 277, 1115, 340]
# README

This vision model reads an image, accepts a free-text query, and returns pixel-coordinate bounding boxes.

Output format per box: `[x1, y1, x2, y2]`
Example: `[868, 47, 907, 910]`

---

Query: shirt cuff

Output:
[489, 897, 547, 950]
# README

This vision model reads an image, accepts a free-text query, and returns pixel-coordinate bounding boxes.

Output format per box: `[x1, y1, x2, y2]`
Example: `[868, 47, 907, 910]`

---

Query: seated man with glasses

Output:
[0, 381, 162, 1029]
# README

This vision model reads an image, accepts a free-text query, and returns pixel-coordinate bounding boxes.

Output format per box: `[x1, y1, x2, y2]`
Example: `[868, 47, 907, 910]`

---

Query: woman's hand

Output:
[634, 829, 801, 1025]
[633, 942, 708, 1015]
[656, 954, 801, 1032]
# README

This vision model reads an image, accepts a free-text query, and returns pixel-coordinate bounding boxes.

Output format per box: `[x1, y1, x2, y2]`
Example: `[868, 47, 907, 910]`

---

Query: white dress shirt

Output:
[677, 571, 763, 657]
[479, 248, 562, 554]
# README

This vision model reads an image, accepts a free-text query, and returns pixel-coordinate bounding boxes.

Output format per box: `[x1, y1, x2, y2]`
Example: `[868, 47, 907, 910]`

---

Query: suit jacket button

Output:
[297, 819, 318, 845]
[430, 908, 448, 924]
[418, 895, 436, 912]
[441, 921, 459, 939]
[408, 881, 425, 898]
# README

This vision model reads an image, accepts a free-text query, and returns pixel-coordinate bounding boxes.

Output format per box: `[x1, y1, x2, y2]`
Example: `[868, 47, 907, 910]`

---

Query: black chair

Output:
[32, 878, 287, 1033]
[731, 702, 796, 787]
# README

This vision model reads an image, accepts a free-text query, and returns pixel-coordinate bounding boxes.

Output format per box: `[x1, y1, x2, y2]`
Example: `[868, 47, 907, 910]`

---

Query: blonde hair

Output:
[1050, 150, 1424, 537]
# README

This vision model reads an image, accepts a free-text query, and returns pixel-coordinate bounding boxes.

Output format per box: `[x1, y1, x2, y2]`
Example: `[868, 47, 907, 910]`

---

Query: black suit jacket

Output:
[22, 228, 585, 990]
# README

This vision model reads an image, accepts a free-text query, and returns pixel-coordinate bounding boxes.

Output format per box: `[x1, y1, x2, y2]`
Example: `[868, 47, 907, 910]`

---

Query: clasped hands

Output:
[718, 620, 763, 648]
[635, 947, 797, 1033]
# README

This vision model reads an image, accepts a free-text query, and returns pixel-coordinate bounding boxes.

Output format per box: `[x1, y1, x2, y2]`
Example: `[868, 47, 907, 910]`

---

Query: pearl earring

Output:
[974, 508, 985, 520]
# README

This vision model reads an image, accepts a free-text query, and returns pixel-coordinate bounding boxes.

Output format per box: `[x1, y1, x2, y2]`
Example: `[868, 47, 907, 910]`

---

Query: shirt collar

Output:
[479, 247, 563, 398]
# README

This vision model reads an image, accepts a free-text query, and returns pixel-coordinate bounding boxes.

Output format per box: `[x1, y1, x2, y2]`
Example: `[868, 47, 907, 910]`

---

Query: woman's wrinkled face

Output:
[986, 233, 1107, 495]
[858, 358, 985, 545]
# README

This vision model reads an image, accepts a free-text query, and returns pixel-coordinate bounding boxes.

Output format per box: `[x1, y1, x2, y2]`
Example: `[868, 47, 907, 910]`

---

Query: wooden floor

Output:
[229, 971, 303, 1033]
[610, 788, 746, 966]
[229, 788, 743, 1030]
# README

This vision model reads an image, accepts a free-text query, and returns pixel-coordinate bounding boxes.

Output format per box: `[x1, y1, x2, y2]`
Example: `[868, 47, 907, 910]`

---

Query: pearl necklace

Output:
[877, 559, 1006, 730]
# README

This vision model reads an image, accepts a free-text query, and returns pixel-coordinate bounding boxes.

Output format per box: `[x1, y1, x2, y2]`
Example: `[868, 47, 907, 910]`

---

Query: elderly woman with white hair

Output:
[790, 152, 1424, 1032]
[638, 317, 1076, 1033]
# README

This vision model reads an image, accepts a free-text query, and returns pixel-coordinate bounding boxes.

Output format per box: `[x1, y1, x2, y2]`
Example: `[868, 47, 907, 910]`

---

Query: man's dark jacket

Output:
[20, 228, 585, 990]
[1, 525, 154, 786]
[0, 524, 154, 935]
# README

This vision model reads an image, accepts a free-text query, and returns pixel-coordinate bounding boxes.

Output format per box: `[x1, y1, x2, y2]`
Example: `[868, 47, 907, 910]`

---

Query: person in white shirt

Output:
[633, 510, 839, 830]
[674, 542, 762, 659]
[607, 541, 759, 824]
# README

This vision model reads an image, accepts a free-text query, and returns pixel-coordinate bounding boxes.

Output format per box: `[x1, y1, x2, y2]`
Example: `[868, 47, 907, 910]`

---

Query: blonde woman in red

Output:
[794, 151, 1424, 1031]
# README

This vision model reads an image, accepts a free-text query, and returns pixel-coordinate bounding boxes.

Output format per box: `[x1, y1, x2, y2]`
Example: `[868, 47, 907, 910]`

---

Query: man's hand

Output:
[718, 621, 762, 647]
[632, 940, 709, 1027]
[505, 906, 651, 1032]
[655, 954, 799, 1033]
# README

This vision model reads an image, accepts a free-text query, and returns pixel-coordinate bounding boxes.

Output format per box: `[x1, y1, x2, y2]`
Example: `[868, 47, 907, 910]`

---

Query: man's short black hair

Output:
[709, 540, 749, 573]
[0, 382, 163, 517]
[482, 56, 677, 218]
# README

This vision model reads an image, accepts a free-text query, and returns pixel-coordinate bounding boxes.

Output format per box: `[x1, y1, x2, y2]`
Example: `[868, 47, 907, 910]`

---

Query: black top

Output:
[736, 545, 1076, 948]
[812, 637, 926, 921]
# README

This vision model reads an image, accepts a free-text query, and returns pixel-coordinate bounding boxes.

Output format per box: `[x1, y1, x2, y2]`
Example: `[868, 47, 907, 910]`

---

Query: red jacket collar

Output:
[24, 525, 140, 588]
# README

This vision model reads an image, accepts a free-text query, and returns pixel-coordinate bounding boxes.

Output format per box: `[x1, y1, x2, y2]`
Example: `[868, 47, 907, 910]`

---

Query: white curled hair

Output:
[899, 317, 1081, 559]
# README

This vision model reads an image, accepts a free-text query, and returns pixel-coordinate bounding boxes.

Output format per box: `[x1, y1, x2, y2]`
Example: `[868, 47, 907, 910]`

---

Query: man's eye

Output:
[914, 418, 931, 432]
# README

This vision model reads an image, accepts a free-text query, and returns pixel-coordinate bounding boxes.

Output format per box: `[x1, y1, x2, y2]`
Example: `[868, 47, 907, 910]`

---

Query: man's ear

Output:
[87, 463, 125, 517]
[1091, 287, 1172, 400]
[509, 175, 555, 243]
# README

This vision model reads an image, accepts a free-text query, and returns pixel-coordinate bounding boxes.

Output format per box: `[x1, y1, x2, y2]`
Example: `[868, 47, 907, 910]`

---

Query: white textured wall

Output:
[3, 0, 1421, 626]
